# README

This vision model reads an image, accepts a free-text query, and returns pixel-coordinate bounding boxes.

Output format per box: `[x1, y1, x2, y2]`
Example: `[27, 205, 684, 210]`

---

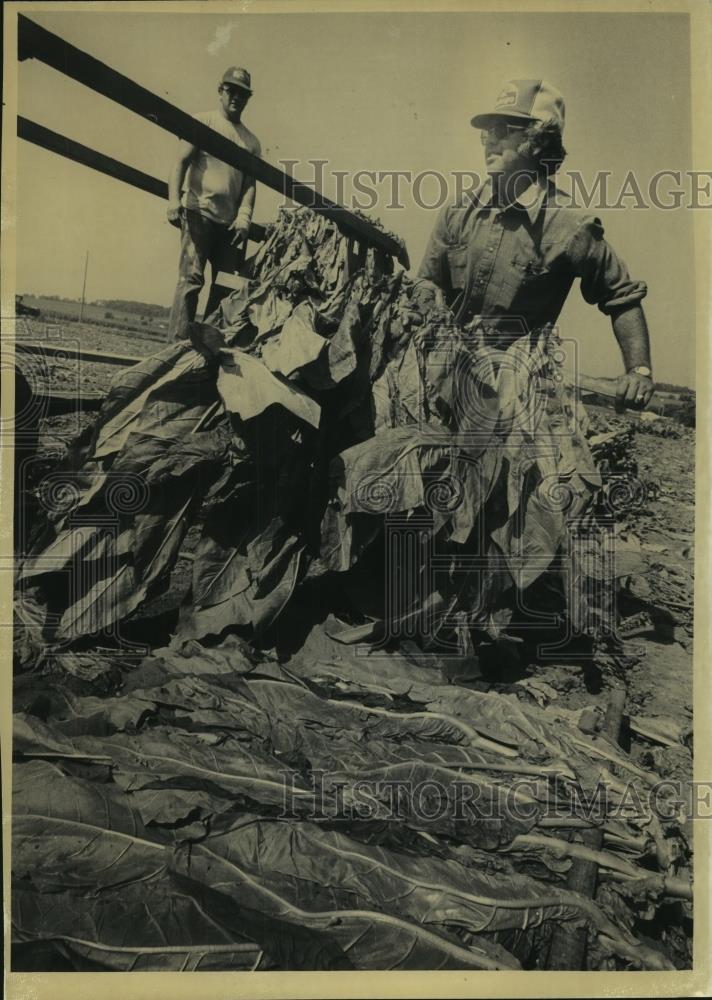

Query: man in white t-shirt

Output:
[167, 66, 261, 340]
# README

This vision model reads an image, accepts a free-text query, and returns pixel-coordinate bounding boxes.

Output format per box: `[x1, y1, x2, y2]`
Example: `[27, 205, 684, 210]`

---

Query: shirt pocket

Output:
[511, 250, 550, 280]
[446, 245, 468, 291]
[511, 238, 567, 284]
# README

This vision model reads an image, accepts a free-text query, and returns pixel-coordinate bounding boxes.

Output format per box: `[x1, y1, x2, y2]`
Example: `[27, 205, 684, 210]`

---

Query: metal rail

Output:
[17, 116, 267, 244]
[18, 14, 409, 267]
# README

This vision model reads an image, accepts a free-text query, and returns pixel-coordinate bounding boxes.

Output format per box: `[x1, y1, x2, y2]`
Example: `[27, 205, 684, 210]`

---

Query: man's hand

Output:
[615, 371, 655, 411]
[167, 205, 182, 228]
[228, 221, 249, 248]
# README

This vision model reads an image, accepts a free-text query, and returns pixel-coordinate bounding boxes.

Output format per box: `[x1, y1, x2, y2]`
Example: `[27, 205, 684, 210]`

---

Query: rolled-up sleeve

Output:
[568, 216, 647, 316]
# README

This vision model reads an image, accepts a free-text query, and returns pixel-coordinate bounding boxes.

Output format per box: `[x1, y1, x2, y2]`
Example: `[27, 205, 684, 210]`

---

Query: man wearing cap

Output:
[167, 67, 261, 341]
[418, 79, 654, 409]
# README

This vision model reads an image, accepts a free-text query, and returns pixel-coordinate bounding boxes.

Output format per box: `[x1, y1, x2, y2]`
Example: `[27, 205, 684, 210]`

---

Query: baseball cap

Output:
[471, 79, 565, 131]
[221, 67, 253, 94]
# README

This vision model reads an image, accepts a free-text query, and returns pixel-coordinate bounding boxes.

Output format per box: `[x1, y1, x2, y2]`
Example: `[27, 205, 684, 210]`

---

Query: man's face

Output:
[219, 84, 250, 121]
[480, 119, 532, 180]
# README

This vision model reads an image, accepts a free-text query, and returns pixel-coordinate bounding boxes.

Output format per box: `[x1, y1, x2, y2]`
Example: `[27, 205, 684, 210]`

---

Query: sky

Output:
[12, 7, 696, 386]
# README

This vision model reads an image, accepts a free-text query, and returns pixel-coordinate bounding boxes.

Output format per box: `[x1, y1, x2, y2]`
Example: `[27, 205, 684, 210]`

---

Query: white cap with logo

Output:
[471, 79, 565, 131]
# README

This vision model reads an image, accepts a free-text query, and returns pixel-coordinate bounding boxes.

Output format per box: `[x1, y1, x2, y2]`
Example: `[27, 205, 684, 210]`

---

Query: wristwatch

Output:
[628, 365, 653, 378]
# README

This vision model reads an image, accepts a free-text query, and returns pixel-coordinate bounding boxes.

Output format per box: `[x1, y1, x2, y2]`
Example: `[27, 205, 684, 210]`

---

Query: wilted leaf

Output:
[13, 883, 267, 971]
[94, 348, 213, 460]
[50, 483, 198, 643]
[127, 786, 233, 828]
[130, 675, 271, 740]
[50, 691, 156, 737]
[191, 816, 635, 948]
[217, 349, 321, 428]
[14, 714, 110, 762]
[172, 829, 520, 970]
[261, 300, 327, 377]
[491, 485, 565, 590]
[72, 728, 308, 808]
[13, 760, 163, 890]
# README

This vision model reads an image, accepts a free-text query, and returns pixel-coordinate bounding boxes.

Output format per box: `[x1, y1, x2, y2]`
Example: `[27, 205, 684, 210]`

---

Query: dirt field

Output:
[18, 296, 170, 338]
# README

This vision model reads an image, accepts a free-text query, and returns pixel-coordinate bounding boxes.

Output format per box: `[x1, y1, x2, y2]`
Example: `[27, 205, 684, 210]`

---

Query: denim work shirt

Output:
[418, 178, 647, 334]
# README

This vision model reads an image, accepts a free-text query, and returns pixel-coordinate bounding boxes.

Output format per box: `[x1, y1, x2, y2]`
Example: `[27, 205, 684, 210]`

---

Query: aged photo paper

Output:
[2, 1, 711, 998]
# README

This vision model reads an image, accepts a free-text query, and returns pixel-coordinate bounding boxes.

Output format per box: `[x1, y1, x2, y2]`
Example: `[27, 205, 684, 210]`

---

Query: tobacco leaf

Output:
[286, 729, 494, 772]
[93, 347, 215, 460]
[491, 484, 566, 591]
[171, 828, 520, 970]
[14, 714, 92, 760]
[70, 727, 308, 808]
[121, 634, 260, 689]
[194, 815, 637, 948]
[243, 676, 519, 760]
[55, 492, 196, 641]
[283, 632, 560, 755]
[191, 530, 253, 614]
[90, 343, 196, 430]
[48, 690, 157, 738]
[130, 675, 271, 740]
[13, 760, 163, 891]
[319, 759, 539, 848]
[283, 631, 648, 790]
[141, 427, 231, 486]
[20, 525, 99, 582]
[217, 348, 321, 428]
[189, 514, 304, 638]
[12, 885, 267, 971]
[125, 785, 234, 828]
[260, 300, 327, 378]
[248, 284, 294, 339]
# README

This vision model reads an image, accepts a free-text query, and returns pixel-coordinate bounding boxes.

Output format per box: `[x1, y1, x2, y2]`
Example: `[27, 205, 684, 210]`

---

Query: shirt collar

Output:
[470, 176, 548, 224]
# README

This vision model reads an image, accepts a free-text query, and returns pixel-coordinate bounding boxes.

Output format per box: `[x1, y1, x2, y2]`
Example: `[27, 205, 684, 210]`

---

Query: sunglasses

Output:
[221, 85, 249, 98]
[480, 123, 527, 144]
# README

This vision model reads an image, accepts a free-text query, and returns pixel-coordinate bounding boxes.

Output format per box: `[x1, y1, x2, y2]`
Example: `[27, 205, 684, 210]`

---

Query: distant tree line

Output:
[21, 295, 170, 318]
[95, 300, 170, 317]
[654, 381, 695, 398]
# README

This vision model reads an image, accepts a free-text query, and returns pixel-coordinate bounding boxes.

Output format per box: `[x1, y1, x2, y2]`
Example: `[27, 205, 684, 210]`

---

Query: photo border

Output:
[2, 1, 710, 997]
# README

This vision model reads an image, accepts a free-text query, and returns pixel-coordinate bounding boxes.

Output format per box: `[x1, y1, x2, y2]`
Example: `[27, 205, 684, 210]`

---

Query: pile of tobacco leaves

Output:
[12, 208, 692, 972]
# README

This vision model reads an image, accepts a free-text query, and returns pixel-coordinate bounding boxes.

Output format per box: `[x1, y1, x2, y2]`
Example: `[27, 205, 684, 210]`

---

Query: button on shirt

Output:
[418, 178, 647, 334]
[181, 110, 261, 228]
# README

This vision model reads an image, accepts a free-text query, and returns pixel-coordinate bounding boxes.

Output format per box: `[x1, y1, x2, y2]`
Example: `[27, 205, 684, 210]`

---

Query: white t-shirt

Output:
[181, 110, 261, 226]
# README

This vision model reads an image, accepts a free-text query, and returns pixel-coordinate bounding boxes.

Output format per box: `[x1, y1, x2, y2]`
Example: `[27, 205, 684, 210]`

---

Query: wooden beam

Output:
[18, 14, 409, 267]
[17, 116, 267, 244]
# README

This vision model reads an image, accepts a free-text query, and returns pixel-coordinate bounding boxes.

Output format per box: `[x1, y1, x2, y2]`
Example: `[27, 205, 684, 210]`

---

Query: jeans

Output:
[168, 209, 245, 340]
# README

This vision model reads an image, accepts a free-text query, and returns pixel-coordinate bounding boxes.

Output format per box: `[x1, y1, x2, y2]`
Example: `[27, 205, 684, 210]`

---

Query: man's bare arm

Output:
[229, 174, 256, 245]
[611, 305, 655, 409]
[167, 140, 197, 225]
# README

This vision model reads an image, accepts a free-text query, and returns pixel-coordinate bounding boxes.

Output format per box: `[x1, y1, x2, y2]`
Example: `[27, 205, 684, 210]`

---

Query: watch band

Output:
[628, 365, 652, 378]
